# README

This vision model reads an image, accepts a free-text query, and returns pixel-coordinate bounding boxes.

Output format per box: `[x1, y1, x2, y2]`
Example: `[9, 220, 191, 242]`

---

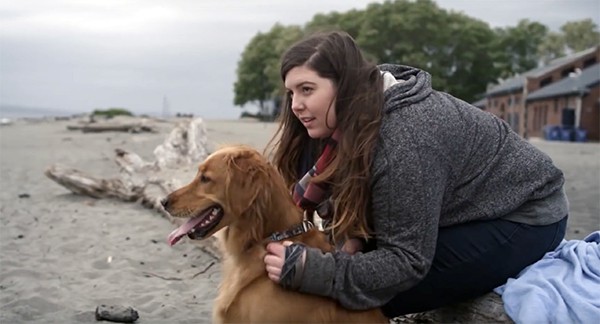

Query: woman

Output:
[263, 30, 568, 317]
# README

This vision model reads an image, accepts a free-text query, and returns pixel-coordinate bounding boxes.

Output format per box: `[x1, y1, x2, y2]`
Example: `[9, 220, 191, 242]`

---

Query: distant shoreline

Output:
[0, 105, 76, 119]
[0, 105, 203, 120]
[0, 105, 248, 121]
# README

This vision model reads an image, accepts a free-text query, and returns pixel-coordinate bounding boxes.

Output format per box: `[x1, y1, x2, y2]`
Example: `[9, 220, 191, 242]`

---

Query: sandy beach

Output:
[0, 118, 598, 323]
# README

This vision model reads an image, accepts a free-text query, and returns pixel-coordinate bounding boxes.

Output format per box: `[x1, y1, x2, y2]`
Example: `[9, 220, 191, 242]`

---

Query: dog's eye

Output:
[200, 175, 211, 183]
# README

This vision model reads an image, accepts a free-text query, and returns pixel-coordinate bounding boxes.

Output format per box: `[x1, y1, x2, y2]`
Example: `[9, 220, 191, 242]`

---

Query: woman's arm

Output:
[266, 120, 449, 309]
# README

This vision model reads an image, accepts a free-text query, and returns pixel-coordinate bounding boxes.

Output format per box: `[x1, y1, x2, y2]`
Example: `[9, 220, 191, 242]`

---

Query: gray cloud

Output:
[1, 0, 598, 119]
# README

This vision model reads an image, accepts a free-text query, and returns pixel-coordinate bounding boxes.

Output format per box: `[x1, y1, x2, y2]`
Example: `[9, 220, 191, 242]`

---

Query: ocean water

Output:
[0, 105, 77, 119]
[0, 104, 248, 121]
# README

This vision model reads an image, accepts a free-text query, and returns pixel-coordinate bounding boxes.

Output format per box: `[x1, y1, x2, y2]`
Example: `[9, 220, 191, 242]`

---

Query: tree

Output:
[436, 12, 500, 101]
[233, 24, 303, 116]
[305, 9, 365, 39]
[560, 19, 600, 52]
[538, 32, 566, 65]
[232, 0, 597, 112]
[356, 0, 499, 102]
[494, 19, 549, 77]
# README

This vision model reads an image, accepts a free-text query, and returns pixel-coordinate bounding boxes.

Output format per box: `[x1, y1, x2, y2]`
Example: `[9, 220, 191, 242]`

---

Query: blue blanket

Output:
[495, 231, 600, 323]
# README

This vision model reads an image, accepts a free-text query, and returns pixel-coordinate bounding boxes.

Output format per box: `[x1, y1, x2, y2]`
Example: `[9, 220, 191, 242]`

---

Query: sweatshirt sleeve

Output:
[298, 125, 449, 309]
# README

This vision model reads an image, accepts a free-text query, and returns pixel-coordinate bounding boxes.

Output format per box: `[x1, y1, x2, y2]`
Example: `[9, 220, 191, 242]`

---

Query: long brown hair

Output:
[267, 31, 383, 242]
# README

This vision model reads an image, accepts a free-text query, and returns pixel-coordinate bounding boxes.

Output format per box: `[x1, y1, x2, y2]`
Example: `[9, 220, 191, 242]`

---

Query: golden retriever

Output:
[161, 145, 387, 323]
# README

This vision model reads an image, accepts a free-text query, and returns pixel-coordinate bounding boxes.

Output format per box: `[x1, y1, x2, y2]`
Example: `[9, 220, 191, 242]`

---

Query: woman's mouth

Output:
[300, 117, 315, 127]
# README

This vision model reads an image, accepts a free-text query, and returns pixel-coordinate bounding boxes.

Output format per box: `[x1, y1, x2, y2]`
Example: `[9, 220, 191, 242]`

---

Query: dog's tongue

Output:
[167, 216, 205, 246]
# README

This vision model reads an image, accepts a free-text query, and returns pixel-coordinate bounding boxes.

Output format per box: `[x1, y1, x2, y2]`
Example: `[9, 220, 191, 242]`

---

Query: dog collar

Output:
[268, 220, 314, 242]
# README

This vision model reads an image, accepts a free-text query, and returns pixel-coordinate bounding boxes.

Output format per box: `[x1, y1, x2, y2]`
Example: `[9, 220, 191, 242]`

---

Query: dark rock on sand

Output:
[95, 305, 139, 323]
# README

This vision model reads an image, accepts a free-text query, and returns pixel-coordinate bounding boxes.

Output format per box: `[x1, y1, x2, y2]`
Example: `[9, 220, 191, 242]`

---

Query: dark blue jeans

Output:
[381, 216, 568, 317]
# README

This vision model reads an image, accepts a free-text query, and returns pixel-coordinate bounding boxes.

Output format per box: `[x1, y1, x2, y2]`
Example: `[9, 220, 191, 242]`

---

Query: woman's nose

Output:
[291, 97, 304, 112]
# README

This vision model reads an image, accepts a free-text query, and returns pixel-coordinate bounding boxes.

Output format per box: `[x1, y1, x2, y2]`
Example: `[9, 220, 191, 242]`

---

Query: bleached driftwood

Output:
[46, 117, 221, 259]
[44, 165, 142, 200]
[66, 124, 156, 133]
[152, 116, 208, 169]
[66, 116, 159, 133]
[45, 117, 510, 321]
[48, 118, 208, 207]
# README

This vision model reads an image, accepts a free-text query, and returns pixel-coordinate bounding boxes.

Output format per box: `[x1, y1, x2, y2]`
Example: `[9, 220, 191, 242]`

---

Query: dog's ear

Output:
[224, 148, 271, 241]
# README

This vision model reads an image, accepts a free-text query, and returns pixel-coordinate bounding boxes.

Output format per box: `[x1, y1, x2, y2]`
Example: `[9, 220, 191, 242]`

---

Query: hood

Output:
[378, 64, 433, 113]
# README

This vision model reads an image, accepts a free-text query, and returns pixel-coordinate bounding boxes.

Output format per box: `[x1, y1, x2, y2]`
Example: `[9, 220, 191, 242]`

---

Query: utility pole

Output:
[162, 96, 170, 118]
[570, 69, 583, 129]
[522, 77, 529, 139]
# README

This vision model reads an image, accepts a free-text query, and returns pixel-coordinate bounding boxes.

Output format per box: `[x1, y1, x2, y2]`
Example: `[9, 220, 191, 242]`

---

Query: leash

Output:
[268, 219, 314, 242]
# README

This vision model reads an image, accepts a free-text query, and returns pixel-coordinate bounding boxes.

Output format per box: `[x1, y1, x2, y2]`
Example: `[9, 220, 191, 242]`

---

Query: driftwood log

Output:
[45, 117, 511, 323]
[48, 118, 208, 209]
[66, 116, 158, 133]
[46, 117, 220, 259]
[67, 124, 156, 133]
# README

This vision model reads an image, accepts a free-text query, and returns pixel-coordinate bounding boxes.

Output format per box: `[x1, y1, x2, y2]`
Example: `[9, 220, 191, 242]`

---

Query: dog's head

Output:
[163, 145, 285, 246]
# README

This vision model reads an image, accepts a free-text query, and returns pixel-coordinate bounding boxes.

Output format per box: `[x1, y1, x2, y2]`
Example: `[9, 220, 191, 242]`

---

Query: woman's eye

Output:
[200, 175, 210, 183]
[302, 87, 313, 94]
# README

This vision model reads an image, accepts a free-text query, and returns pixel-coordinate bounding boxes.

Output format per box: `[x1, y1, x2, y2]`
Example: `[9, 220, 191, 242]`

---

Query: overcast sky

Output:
[1, 0, 599, 119]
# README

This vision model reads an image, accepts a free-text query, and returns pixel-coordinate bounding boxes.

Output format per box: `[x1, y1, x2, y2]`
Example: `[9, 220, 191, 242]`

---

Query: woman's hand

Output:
[264, 241, 306, 284]
[341, 238, 364, 255]
[264, 241, 288, 282]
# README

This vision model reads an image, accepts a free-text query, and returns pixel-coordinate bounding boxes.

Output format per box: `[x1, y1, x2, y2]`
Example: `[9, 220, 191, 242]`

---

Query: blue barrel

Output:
[549, 126, 561, 141]
[544, 125, 561, 141]
[575, 129, 588, 142]
[560, 127, 574, 141]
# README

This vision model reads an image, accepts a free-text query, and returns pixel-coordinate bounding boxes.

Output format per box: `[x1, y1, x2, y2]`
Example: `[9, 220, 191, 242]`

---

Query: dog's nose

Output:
[160, 197, 170, 210]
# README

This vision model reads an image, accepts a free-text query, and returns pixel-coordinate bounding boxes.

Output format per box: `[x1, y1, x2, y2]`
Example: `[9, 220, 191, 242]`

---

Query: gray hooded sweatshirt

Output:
[298, 64, 568, 310]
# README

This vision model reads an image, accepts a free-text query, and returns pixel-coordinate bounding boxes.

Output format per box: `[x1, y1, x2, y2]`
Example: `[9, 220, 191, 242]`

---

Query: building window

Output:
[583, 57, 597, 68]
[540, 77, 553, 87]
[561, 67, 574, 78]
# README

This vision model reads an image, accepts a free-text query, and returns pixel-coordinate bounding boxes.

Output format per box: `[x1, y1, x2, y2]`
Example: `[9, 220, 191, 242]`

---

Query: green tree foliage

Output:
[305, 9, 365, 41]
[494, 19, 549, 77]
[356, 0, 499, 101]
[233, 24, 303, 115]
[233, 0, 599, 111]
[92, 108, 133, 118]
[560, 19, 600, 52]
[439, 12, 500, 102]
[538, 32, 567, 65]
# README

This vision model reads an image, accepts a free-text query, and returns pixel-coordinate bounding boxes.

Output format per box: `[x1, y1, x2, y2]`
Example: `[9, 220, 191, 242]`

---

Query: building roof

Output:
[527, 63, 600, 101]
[486, 46, 599, 96]
[486, 75, 526, 96]
[471, 97, 486, 108]
[528, 46, 598, 78]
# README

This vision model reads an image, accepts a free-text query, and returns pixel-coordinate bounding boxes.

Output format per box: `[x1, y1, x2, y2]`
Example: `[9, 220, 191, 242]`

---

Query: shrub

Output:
[92, 108, 133, 118]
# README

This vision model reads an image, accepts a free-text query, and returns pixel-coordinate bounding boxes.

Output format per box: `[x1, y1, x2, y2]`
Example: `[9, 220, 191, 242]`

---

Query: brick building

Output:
[478, 46, 600, 141]
[527, 63, 599, 140]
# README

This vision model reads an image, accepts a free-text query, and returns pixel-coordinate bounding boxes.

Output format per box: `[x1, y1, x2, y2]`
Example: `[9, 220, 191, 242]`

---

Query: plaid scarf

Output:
[292, 129, 340, 220]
